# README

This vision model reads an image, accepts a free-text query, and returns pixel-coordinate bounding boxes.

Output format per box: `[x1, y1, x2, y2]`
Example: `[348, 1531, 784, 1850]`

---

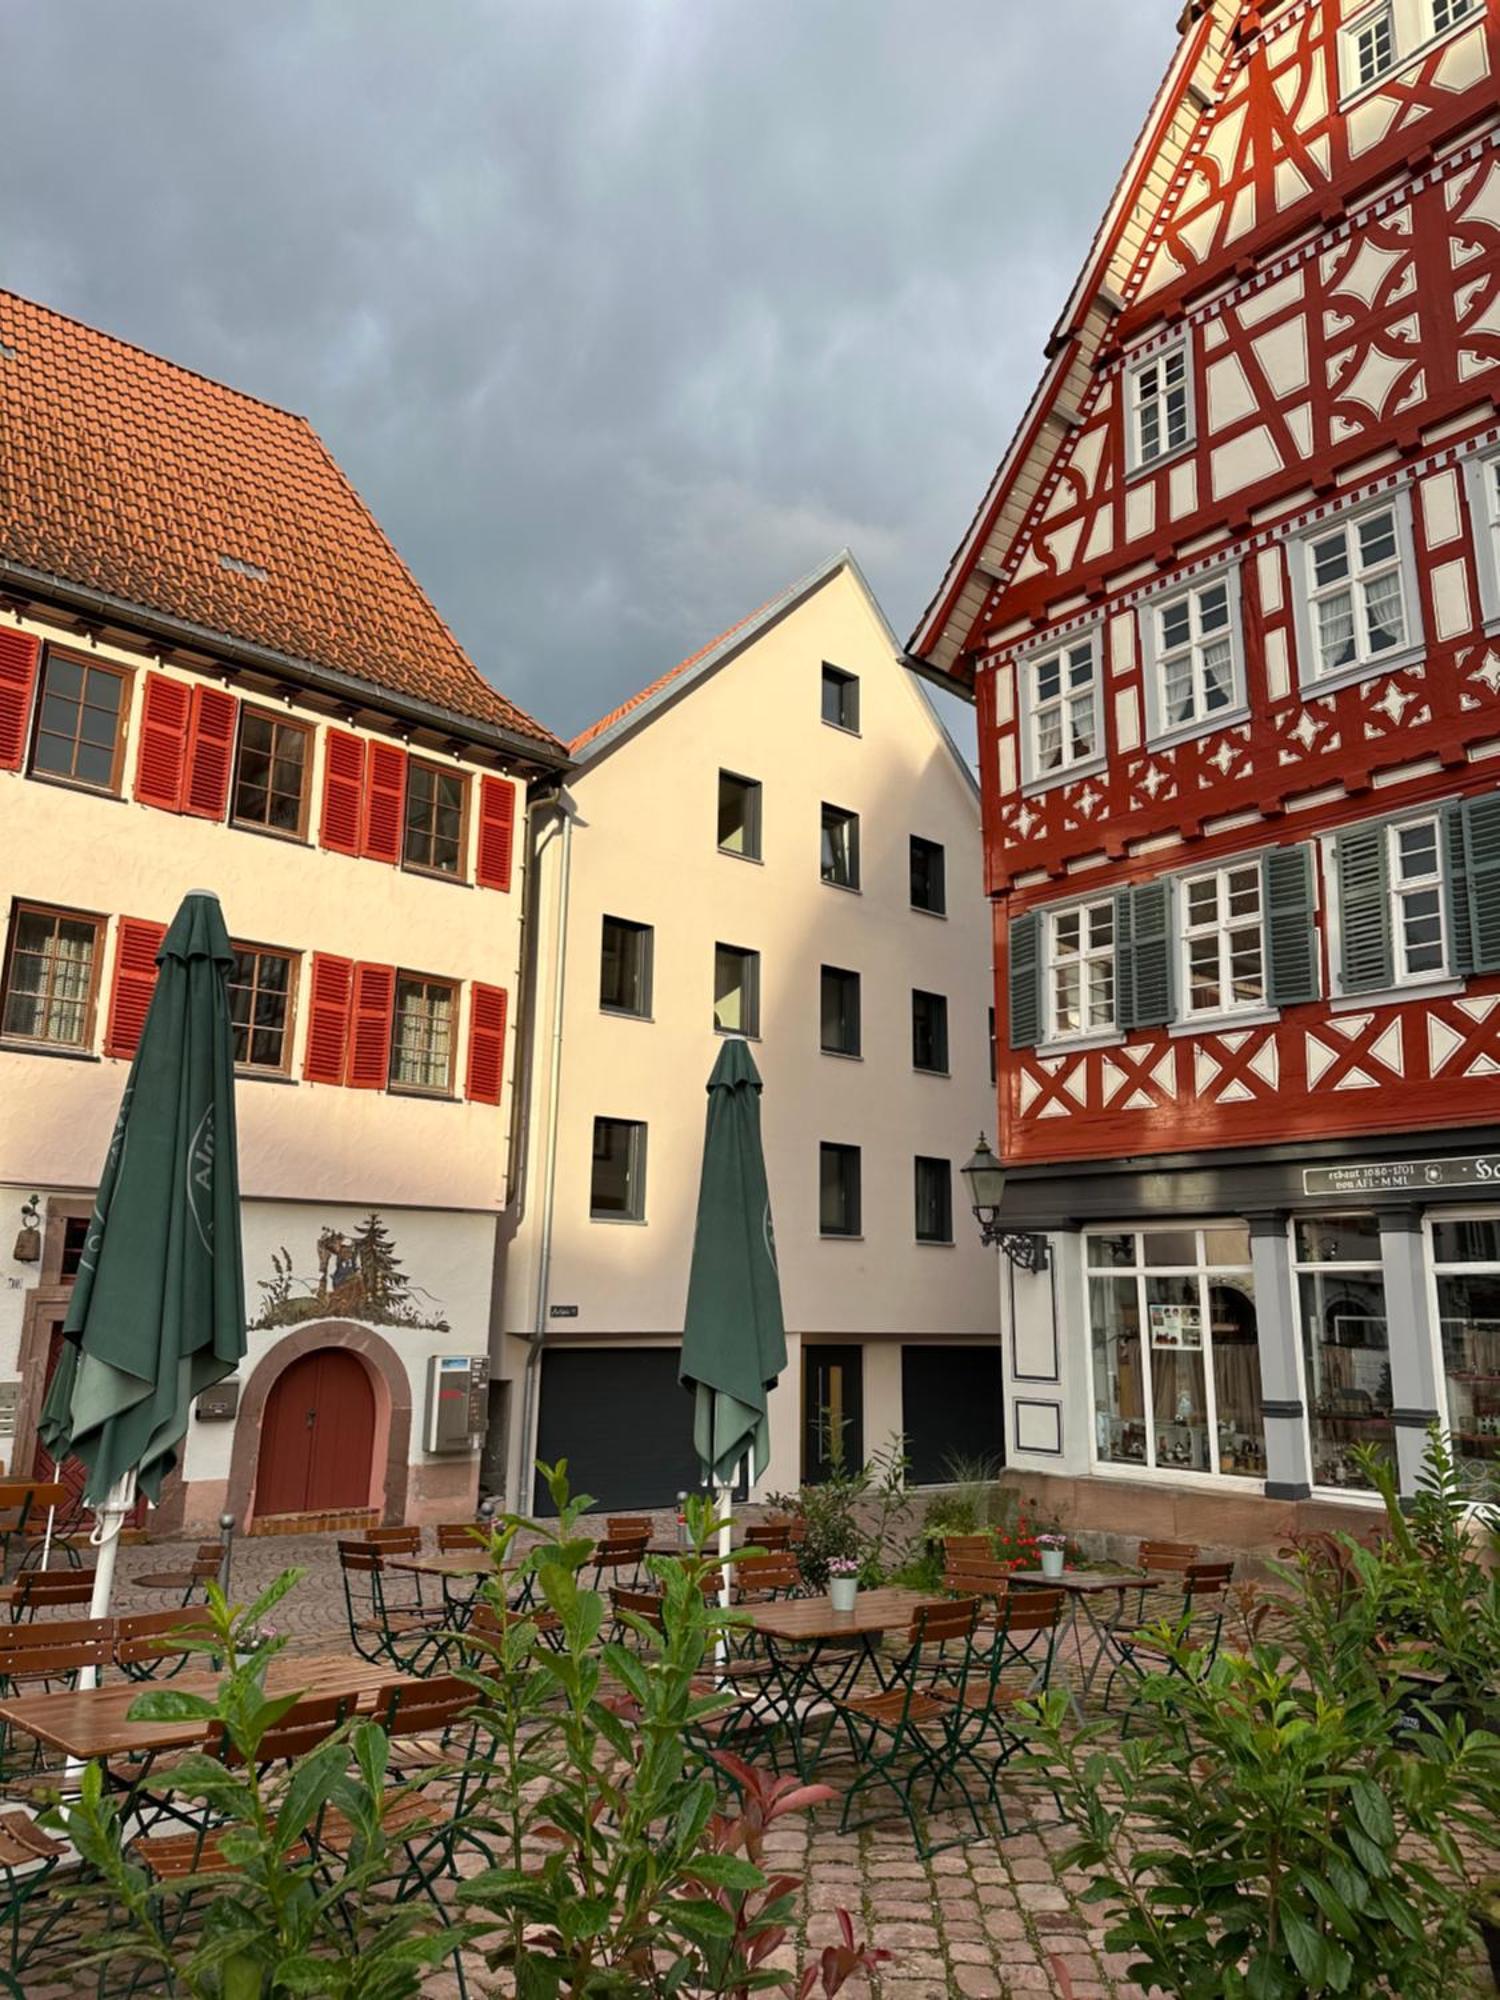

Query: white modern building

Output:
[498, 553, 1001, 1511]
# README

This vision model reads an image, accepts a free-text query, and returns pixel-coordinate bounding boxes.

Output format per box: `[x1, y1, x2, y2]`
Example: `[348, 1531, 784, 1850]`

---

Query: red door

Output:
[255, 1348, 375, 1517]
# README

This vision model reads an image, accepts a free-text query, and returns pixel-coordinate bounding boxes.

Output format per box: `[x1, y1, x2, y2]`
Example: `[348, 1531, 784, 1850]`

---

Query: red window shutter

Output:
[465, 983, 509, 1104]
[0, 629, 40, 771]
[476, 775, 516, 891]
[302, 953, 354, 1083]
[319, 731, 366, 855]
[361, 743, 407, 864]
[347, 962, 397, 1089]
[104, 918, 168, 1059]
[183, 685, 239, 819]
[134, 673, 192, 810]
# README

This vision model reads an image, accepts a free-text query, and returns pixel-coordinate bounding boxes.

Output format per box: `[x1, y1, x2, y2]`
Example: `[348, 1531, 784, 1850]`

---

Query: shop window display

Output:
[1294, 1215, 1394, 1491]
[1431, 1215, 1500, 1492]
[1087, 1225, 1265, 1480]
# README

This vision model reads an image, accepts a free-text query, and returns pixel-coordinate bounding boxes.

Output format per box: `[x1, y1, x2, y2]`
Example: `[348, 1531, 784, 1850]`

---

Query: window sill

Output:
[0, 1040, 101, 1063]
[1125, 434, 1196, 485]
[910, 904, 948, 921]
[821, 721, 861, 739]
[913, 1065, 952, 1079]
[1297, 644, 1426, 702]
[820, 1047, 863, 1062]
[715, 1026, 761, 1041]
[821, 879, 862, 896]
[386, 1086, 459, 1103]
[590, 1214, 648, 1226]
[1021, 752, 1107, 800]
[718, 847, 764, 867]
[1145, 705, 1251, 755]
[915, 1238, 956, 1248]
[235, 1067, 297, 1086]
[27, 770, 126, 804]
[600, 1006, 653, 1023]
[819, 1232, 864, 1242]
[1331, 977, 1463, 1012]
[1036, 1028, 1124, 1058]
[1169, 1005, 1281, 1038]
[400, 861, 472, 890]
[231, 817, 311, 848]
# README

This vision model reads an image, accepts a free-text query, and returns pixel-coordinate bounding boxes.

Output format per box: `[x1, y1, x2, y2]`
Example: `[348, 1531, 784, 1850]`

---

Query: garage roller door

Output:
[533, 1348, 704, 1514]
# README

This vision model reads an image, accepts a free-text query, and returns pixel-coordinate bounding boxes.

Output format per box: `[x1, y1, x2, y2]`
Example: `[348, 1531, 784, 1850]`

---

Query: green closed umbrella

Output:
[679, 1038, 787, 1593]
[39, 889, 246, 1631]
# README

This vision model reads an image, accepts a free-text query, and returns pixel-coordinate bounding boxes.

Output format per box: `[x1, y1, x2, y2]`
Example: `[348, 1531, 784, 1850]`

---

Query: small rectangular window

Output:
[228, 943, 296, 1072]
[1352, 4, 1395, 84]
[820, 965, 861, 1057]
[1023, 636, 1099, 783]
[1303, 504, 1409, 679]
[914, 1157, 953, 1244]
[1, 903, 103, 1049]
[1048, 900, 1116, 1039]
[821, 804, 860, 889]
[1181, 864, 1264, 1017]
[592, 1116, 647, 1220]
[718, 771, 762, 860]
[231, 709, 311, 836]
[713, 942, 760, 1037]
[29, 651, 128, 793]
[912, 989, 950, 1074]
[819, 1142, 861, 1237]
[1390, 816, 1446, 980]
[1433, 0, 1476, 30]
[600, 916, 653, 1018]
[1129, 342, 1191, 468]
[390, 974, 456, 1094]
[821, 663, 859, 732]
[403, 760, 468, 877]
[910, 836, 947, 915]
[1148, 574, 1241, 734]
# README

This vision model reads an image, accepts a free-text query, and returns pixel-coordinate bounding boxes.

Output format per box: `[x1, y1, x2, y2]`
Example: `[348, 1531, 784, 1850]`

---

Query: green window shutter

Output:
[1263, 843, 1320, 1006]
[1444, 800, 1475, 977]
[1114, 890, 1136, 1033]
[1129, 880, 1174, 1028]
[1460, 792, 1500, 975]
[1008, 910, 1041, 1049]
[1336, 824, 1392, 993]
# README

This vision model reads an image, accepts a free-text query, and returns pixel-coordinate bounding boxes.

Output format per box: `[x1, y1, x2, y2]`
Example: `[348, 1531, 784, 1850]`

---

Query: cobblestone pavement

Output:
[12, 1534, 1496, 1998]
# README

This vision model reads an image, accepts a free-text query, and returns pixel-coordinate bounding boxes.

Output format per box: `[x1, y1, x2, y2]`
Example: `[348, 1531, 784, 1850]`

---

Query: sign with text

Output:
[1303, 1156, 1500, 1197]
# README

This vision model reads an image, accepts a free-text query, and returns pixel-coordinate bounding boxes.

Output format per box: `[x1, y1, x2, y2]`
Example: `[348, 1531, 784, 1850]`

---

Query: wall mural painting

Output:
[252, 1214, 450, 1333]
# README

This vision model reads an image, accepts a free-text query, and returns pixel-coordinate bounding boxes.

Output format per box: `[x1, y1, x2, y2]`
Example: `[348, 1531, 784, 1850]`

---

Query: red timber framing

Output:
[909, 0, 1500, 1171]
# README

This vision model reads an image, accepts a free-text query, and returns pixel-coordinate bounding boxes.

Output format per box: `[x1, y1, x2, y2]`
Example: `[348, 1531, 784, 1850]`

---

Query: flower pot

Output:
[829, 1576, 859, 1612]
[1039, 1547, 1066, 1580]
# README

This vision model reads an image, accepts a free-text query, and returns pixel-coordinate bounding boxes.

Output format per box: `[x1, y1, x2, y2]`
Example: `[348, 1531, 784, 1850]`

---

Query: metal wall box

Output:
[425, 1354, 489, 1453]
[195, 1379, 241, 1422]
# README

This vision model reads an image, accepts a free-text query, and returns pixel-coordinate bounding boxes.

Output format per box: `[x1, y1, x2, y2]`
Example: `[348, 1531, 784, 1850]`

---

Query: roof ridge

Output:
[0, 287, 310, 426]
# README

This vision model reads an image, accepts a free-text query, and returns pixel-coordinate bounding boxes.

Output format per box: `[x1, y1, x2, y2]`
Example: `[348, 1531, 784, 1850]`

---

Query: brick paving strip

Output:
[10, 1535, 1496, 1997]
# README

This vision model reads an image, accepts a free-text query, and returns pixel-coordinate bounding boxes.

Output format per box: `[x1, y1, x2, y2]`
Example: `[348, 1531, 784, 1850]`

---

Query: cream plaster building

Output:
[0, 291, 567, 1533]
[499, 554, 1001, 1511]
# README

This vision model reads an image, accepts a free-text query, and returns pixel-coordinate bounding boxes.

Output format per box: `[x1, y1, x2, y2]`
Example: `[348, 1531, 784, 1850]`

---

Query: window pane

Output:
[820, 1143, 861, 1235]
[392, 977, 453, 1091]
[1298, 1267, 1393, 1490]
[714, 944, 758, 1036]
[820, 966, 859, 1056]
[1090, 1276, 1148, 1465]
[1086, 1232, 1137, 1269]
[914, 1158, 952, 1243]
[600, 917, 650, 1016]
[1142, 1229, 1200, 1268]
[1433, 1217, 1500, 1264]
[910, 837, 946, 914]
[1436, 1271, 1500, 1491]
[1210, 1274, 1265, 1476]
[2, 909, 97, 1047]
[30, 657, 124, 787]
[591, 1118, 644, 1219]
[718, 773, 761, 858]
[821, 805, 858, 888]
[1294, 1214, 1381, 1263]
[1147, 1275, 1210, 1471]
[821, 665, 858, 731]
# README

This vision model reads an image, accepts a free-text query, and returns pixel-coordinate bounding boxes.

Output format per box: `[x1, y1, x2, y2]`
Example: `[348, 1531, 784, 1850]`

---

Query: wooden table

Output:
[1009, 1569, 1173, 1716]
[0, 1652, 417, 1764]
[747, 1587, 934, 1644]
[743, 1589, 937, 1776]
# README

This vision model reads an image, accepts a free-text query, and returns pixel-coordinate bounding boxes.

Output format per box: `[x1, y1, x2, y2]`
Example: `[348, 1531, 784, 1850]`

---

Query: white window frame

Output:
[1318, 821, 1463, 1007]
[1290, 1214, 1393, 1498]
[1179, 862, 1266, 1020]
[1388, 813, 1448, 983]
[1338, 0, 1483, 103]
[1045, 897, 1117, 1043]
[1126, 338, 1193, 474]
[1020, 628, 1103, 791]
[1139, 565, 1247, 744]
[1463, 448, 1500, 629]
[1423, 1207, 1500, 1502]
[1288, 489, 1423, 695]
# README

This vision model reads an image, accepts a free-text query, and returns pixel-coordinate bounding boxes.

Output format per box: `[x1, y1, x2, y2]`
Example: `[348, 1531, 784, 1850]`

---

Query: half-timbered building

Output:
[909, 0, 1500, 1537]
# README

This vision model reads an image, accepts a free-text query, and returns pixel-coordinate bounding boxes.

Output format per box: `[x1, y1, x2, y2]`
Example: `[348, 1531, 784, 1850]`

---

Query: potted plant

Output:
[828, 1556, 860, 1612]
[1037, 1532, 1067, 1580]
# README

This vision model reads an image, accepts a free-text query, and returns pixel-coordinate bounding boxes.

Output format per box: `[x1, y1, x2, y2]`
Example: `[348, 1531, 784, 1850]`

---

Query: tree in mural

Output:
[352, 1213, 410, 1319]
[250, 1214, 449, 1333]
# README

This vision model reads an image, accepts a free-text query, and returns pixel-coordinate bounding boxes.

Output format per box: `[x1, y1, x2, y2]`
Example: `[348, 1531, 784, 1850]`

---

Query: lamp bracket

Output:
[976, 1217, 1050, 1272]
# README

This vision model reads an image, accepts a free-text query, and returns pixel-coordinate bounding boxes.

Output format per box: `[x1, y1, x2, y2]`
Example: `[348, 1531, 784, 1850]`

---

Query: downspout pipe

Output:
[517, 790, 575, 1505]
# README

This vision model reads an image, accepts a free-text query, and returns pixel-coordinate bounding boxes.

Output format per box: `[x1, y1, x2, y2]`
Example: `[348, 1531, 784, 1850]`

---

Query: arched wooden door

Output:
[255, 1348, 375, 1517]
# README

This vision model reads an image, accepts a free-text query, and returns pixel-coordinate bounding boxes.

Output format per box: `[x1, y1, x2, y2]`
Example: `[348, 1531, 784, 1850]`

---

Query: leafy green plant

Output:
[1021, 1630, 1500, 2000]
[45, 1570, 468, 1999]
[767, 1425, 914, 1590]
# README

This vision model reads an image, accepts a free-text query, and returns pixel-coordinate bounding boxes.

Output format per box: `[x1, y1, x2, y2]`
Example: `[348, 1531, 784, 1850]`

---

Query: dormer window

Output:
[1128, 341, 1191, 471]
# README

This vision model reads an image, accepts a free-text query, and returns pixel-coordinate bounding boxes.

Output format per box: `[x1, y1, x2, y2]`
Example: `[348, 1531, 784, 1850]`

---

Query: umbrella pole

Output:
[79, 1472, 136, 1691]
[714, 1468, 736, 1676]
[38, 1503, 55, 1574]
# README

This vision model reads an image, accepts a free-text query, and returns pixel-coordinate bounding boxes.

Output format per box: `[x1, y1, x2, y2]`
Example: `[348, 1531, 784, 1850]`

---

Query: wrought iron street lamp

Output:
[960, 1135, 1049, 1273]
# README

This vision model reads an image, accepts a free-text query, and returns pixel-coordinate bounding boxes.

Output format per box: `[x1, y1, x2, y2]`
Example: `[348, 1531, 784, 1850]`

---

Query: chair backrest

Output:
[210, 1694, 350, 1768]
[752, 1522, 791, 1552]
[594, 1533, 649, 1565]
[761, 1514, 805, 1548]
[941, 1534, 992, 1562]
[337, 1539, 381, 1575]
[606, 1515, 652, 1539]
[943, 1556, 1012, 1602]
[374, 1674, 472, 1737]
[11, 1570, 96, 1616]
[611, 1587, 665, 1633]
[908, 1596, 980, 1649]
[364, 1526, 421, 1556]
[0, 1632, 113, 1682]
[735, 1552, 801, 1597]
[1184, 1560, 1235, 1599]
[114, 1606, 216, 1666]
[1001, 1587, 1065, 1634]
[0, 1615, 113, 1651]
[1139, 1539, 1200, 1574]
[435, 1522, 481, 1553]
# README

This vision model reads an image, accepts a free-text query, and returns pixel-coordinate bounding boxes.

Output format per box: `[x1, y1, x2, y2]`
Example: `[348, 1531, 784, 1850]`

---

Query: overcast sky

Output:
[2, 2, 1178, 745]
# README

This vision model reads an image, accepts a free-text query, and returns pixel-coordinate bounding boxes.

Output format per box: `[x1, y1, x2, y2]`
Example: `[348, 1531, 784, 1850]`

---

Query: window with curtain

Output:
[228, 944, 295, 1072]
[1181, 864, 1264, 1016]
[1, 905, 102, 1048]
[1129, 342, 1191, 467]
[390, 974, 455, 1093]
[1025, 637, 1098, 782]
[1431, 1215, 1500, 1493]
[1303, 505, 1409, 679]
[1085, 1226, 1264, 1480]
[1149, 574, 1240, 732]
[1048, 900, 1115, 1038]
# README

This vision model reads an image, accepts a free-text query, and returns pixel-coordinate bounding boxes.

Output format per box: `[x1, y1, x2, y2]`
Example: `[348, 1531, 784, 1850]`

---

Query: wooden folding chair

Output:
[0, 1483, 71, 1579]
[132, 1542, 223, 1603]
[1105, 1559, 1236, 1715]
[336, 1540, 446, 1670]
[5, 1569, 97, 1622]
[589, 1531, 649, 1590]
[114, 1606, 218, 1680]
[932, 1588, 1064, 1830]
[0, 1622, 115, 1785]
[605, 1515, 652, 1540]
[435, 1522, 483, 1554]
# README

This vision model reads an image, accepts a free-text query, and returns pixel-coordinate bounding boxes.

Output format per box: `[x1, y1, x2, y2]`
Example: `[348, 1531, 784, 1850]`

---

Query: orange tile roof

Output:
[0, 290, 563, 755]
[569, 594, 780, 755]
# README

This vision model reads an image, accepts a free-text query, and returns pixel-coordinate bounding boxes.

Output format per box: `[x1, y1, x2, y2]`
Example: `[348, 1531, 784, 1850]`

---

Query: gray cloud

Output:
[2, 0, 1178, 743]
